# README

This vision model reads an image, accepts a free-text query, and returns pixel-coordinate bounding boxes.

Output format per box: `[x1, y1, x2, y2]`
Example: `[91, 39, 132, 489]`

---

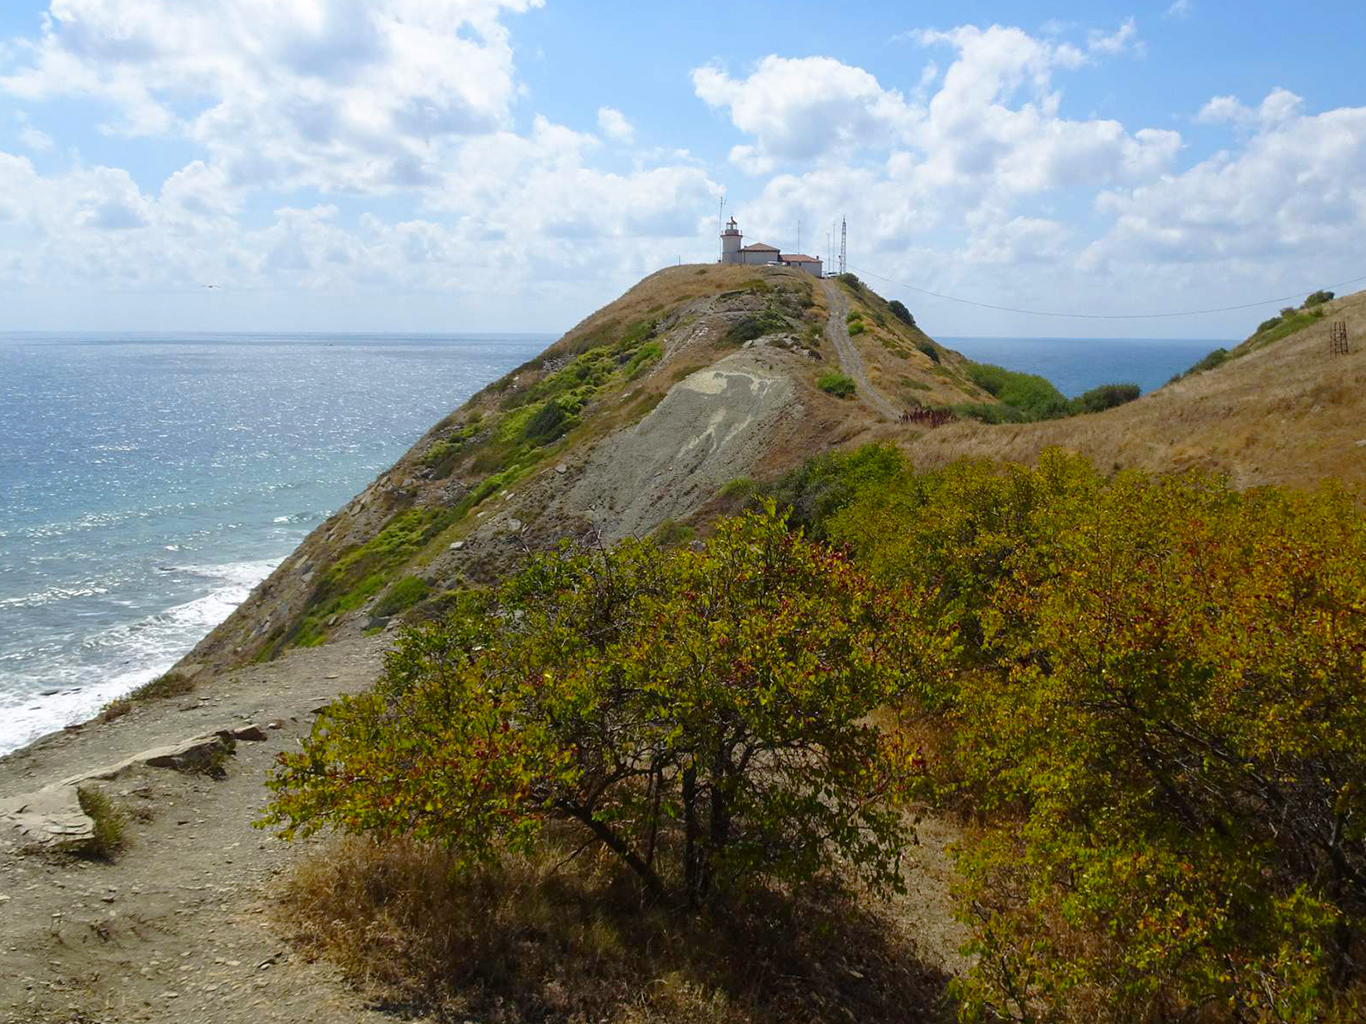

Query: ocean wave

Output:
[0, 557, 279, 756]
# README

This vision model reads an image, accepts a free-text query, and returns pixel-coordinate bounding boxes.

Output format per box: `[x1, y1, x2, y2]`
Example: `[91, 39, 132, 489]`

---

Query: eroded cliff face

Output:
[180, 264, 986, 673]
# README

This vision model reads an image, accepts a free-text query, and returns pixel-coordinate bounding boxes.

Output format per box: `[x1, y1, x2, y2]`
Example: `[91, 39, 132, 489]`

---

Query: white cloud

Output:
[596, 106, 634, 143]
[1, 0, 546, 195]
[1196, 87, 1303, 126]
[692, 55, 918, 167]
[17, 124, 53, 152]
[1086, 91, 1366, 268]
[1087, 18, 1139, 57]
[1165, 0, 1194, 20]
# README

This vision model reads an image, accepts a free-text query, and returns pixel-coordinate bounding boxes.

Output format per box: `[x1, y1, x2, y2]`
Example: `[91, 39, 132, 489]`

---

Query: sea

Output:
[0, 332, 549, 756]
[0, 331, 1224, 756]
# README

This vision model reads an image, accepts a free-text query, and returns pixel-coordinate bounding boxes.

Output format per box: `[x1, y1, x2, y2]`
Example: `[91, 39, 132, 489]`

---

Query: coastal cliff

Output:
[182, 264, 988, 674]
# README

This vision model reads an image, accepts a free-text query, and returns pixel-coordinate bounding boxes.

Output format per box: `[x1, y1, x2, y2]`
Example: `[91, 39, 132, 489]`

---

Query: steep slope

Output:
[182, 265, 991, 674]
[907, 288, 1366, 489]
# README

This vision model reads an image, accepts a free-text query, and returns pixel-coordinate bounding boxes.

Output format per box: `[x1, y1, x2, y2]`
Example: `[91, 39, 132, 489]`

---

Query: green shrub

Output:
[374, 576, 430, 618]
[263, 508, 937, 907]
[1172, 346, 1229, 382]
[836, 273, 863, 291]
[817, 371, 856, 398]
[1304, 289, 1335, 308]
[652, 518, 694, 547]
[521, 401, 571, 445]
[625, 341, 662, 378]
[888, 300, 914, 326]
[820, 449, 1366, 1023]
[848, 322, 866, 336]
[1070, 382, 1140, 414]
[965, 362, 1070, 420]
[76, 788, 126, 860]
[717, 476, 757, 502]
[915, 341, 940, 364]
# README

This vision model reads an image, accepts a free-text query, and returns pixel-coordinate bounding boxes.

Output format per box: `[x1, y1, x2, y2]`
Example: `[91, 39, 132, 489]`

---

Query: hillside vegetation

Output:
[184, 265, 993, 675]
[909, 287, 1366, 487]
[268, 445, 1366, 1023]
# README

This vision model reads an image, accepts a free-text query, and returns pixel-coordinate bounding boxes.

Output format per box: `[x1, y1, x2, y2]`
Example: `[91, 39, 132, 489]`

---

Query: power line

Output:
[846, 264, 1366, 320]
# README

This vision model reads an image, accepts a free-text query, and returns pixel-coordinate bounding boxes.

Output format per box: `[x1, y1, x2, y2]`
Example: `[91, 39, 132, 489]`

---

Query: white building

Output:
[719, 217, 824, 277]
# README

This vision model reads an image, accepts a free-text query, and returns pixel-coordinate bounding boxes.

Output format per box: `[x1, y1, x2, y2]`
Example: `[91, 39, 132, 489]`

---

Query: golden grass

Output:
[908, 288, 1366, 491]
[277, 835, 953, 1024]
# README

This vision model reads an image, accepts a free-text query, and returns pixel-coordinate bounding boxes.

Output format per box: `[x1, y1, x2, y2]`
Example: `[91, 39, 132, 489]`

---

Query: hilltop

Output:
[181, 264, 991, 675]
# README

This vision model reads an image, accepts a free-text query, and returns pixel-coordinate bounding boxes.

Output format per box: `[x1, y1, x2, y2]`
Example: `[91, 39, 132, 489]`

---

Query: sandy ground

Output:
[0, 636, 408, 1024]
[820, 280, 901, 422]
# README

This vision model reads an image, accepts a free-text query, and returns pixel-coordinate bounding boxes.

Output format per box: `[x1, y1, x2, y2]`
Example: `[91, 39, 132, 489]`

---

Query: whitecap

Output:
[0, 557, 280, 756]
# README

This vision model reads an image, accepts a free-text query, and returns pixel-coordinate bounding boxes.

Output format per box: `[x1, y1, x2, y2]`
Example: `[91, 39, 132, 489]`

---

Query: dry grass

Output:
[908, 288, 1366, 491]
[98, 670, 196, 722]
[75, 787, 127, 860]
[277, 835, 953, 1024]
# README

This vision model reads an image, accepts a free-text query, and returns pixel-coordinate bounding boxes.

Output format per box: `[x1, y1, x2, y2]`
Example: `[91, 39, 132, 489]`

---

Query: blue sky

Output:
[1, 1, 1363, 338]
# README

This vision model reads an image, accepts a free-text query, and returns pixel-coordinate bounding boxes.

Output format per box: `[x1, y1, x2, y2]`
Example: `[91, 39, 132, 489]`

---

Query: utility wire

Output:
[846, 264, 1366, 320]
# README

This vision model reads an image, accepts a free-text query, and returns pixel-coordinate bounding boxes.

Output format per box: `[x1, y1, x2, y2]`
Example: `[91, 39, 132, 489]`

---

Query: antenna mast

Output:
[719, 195, 726, 261]
[839, 217, 847, 276]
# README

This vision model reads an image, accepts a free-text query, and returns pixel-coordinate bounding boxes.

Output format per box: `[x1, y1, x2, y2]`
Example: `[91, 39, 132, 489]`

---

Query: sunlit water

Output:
[0, 332, 547, 755]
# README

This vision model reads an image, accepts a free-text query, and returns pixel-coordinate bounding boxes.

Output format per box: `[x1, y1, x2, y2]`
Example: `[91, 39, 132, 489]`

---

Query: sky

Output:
[0, 1, 1363, 338]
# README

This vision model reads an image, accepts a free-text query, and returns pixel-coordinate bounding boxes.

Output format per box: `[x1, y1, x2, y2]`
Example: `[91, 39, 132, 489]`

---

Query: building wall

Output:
[740, 249, 780, 265]
[721, 233, 743, 263]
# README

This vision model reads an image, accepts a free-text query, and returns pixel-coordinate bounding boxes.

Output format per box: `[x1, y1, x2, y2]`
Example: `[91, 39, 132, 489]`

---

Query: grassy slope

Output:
[906, 288, 1366, 490]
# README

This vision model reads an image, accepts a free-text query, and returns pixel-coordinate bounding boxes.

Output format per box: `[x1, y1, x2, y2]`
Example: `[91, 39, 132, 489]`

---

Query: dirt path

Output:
[0, 636, 410, 1024]
[821, 279, 900, 421]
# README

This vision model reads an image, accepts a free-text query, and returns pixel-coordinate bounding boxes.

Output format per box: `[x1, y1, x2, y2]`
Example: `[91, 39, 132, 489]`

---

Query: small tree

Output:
[262, 507, 939, 906]
[888, 299, 915, 327]
[1304, 289, 1335, 308]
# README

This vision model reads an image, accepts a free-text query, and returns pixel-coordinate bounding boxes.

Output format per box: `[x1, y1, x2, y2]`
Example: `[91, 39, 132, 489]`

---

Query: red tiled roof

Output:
[740, 243, 779, 252]
[780, 254, 820, 263]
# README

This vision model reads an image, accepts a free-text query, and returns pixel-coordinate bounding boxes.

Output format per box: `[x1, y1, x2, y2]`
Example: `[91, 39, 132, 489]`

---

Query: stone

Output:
[555, 463, 567, 474]
[0, 787, 95, 850]
[221, 725, 268, 743]
[450, 540, 465, 550]
[508, 518, 523, 533]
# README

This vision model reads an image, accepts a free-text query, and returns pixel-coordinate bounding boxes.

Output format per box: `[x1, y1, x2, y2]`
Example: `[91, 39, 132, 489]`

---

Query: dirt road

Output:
[821, 279, 900, 421]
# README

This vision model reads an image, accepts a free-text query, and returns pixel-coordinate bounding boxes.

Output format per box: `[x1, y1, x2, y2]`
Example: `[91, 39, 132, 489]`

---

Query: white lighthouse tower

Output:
[720, 216, 743, 264]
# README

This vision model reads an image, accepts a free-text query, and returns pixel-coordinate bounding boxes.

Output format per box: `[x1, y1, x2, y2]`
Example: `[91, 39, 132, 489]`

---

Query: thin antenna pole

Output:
[839, 216, 847, 277]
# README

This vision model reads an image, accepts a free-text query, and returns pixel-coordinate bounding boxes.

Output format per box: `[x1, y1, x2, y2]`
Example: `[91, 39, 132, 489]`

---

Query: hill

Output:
[181, 265, 989, 674]
[907, 287, 1366, 488]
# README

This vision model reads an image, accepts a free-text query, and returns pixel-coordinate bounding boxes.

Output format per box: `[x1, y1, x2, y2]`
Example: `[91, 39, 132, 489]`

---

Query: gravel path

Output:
[0, 636, 408, 1023]
[821, 279, 900, 421]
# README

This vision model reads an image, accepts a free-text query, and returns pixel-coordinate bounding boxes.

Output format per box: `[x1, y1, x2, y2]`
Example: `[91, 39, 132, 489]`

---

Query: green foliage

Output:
[717, 476, 757, 502]
[100, 670, 196, 721]
[725, 309, 788, 346]
[758, 444, 905, 540]
[76, 788, 126, 860]
[836, 273, 863, 291]
[652, 518, 694, 547]
[374, 575, 430, 618]
[951, 401, 1030, 425]
[1252, 306, 1327, 347]
[965, 362, 1070, 420]
[1069, 382, 1140, 414]
[521, 401, 571, 445]
[816, 449, 1366, 1023]
[1304, 289, 1335, 307]
[292, 508, 455, 649]
[1172, 346, 1229, 382]
[848, 321, 866, 336]
[916, 341, 940, 364]
[625, 341, 663, 378]
[888, 300, 915, 326]
[817, 371, 857, 398]
[263, 508, 939, 907]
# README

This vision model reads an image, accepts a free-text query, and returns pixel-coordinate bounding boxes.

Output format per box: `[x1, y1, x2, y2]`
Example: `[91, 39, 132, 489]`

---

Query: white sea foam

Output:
[0, 558, 278, 756]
